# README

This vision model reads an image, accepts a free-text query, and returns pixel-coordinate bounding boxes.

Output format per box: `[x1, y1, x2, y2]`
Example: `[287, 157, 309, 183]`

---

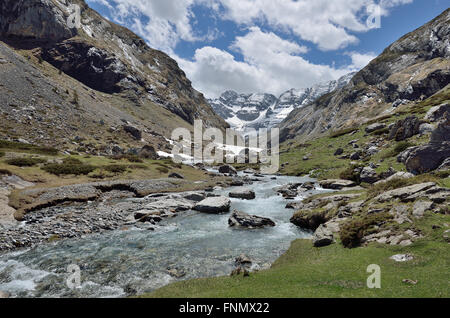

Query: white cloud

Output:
[87, 0, 413, 97]
[177, 27, 358, 97]
[215, 0, 413, 51]
[345, 51, 377, 70]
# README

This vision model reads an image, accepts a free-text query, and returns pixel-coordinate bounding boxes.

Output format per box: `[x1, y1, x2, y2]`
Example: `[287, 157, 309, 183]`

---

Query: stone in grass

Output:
[390, 254, 414, 262]
[168, 172, 184, 179]
[313, 224, 334, 247]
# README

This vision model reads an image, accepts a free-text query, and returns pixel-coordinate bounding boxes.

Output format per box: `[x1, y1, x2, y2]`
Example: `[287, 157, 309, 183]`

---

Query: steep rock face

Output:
[0, 0, 228, 133]
[0, 0, 76, 41]
[279, 9, 450, 142]
[209, 73, 355, 132]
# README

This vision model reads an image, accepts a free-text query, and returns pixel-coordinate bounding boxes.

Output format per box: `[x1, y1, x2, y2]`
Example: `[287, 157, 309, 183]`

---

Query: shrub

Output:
[156, 167, 169, 174]
[42, 163, 96, 176]
[394, 141, 414, 154]
[0, 140, 58, 156]
[340, 213, 393, 248]
[339, 164, 362, 184]
[111, 154, 143, 163]
[62, 157, 83, 165]
[5, 157, 46, 167]
[371, 127, 390, 136]
[0, 150, 4, 158]
[103, 165, 127, 174]
[0, 169, 12, 175]
[128, 164, 148, 170]
[381, 141, 414, 159]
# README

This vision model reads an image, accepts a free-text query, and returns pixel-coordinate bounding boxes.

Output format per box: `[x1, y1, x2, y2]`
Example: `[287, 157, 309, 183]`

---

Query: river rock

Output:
[181, 191, 206, 202]
[218, 165, 237, 175]
[235, 254, 252, 266]
[229, 188, 256, 200]
[228, 211, 275, 229]
[313, 224, 334, 247]
[194, 196, 231, 213]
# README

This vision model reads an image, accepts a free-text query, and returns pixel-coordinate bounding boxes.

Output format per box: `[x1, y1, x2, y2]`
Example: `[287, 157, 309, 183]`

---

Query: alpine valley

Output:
[0, 0, 448, 300]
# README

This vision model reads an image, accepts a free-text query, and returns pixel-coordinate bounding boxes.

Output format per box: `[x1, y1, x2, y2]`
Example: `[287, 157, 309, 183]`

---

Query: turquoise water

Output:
[0, 174, 326, 298]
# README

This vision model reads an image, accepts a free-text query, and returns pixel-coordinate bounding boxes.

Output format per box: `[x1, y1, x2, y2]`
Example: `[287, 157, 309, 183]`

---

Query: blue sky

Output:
[86, 0, 449, 97]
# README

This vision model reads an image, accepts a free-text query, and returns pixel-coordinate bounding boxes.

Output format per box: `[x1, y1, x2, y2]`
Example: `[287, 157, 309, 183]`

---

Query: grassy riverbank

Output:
[144, 235, 449, 298]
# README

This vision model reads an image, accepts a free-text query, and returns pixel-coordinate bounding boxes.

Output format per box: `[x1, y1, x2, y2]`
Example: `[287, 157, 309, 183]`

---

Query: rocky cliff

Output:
[279, 8, 450, 142]
[0, 0, 228, 154]
[209, 73, 355, 133]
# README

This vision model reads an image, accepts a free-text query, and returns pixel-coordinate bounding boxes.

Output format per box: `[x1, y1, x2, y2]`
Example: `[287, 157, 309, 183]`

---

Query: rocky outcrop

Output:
[313, 224, 334, 247]
[360, 167, 379, 184]
[366, 123, 386, 133]
[388, 116, 422, 141]
[218, 165, 237, 175]
[319, 179, 356, 190]
[0, 0, 76, 41]
[194, 196, 231, 213]
[228, 211, 275, 229]
[405, 142, 450, 174]
[425, 103, 450, 122]
[374, 182, 449, 203]
[404, 112, 450, 174]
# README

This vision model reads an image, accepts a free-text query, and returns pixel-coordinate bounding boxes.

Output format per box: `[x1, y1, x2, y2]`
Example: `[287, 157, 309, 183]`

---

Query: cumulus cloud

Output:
[86, 0, 413, 97]
[177, 27, 362, 97]
[216, 0, 413, 51]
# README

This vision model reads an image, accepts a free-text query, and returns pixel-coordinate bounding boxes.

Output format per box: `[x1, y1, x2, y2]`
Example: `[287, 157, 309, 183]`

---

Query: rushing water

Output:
[0, 174, 327, 298]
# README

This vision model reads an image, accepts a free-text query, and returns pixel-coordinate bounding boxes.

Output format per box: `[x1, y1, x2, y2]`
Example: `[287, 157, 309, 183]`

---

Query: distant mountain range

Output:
[208, 72, 356, 133]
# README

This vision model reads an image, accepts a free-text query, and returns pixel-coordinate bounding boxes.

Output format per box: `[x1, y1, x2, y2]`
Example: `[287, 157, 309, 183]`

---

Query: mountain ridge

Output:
[208, 72, 356, 133]
[279, 8, 450, 142]
[0, 0, 228, 155]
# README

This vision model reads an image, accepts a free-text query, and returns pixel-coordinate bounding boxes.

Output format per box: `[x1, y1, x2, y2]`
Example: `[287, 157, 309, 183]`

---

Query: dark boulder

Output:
[123, 125, 142, 140]
[218, 165, 237, 175]
[388, 116, 422, 141]
[138, 145, 157, 159]
[405, 142, 450, 174]
[168, 172, 184, 179]
[229, 211, 275, 229]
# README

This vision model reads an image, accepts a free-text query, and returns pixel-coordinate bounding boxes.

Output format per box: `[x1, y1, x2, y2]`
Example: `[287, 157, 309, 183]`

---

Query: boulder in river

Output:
[228, 210, 275, 229]
[218, 165, 237, 175]
[194, 196, 231, 213]
[229, 188, 256, 200]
